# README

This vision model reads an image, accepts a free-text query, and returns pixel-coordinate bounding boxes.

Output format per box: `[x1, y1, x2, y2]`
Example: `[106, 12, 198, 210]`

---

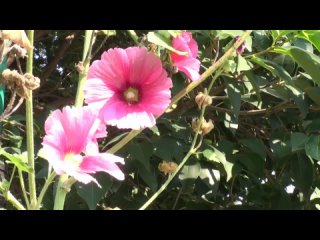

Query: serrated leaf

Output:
[0, 150, 31, 173]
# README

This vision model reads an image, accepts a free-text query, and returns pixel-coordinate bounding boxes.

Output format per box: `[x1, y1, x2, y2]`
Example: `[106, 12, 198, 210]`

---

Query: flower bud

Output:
[195, 92, 212, 109]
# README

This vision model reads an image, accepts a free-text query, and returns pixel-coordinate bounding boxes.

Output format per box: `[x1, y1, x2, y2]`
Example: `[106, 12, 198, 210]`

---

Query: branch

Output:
[40, 31, 80, 82]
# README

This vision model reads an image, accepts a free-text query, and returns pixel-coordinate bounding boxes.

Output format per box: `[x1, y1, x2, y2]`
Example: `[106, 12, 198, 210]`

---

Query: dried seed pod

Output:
[195, 92, 212, 109]
[1, 30, 33, 50]
[8, 44, 27, 58]
[24, 73, 40, 90]
[158, 161, 178, 176]
[11, 70, 25, 87]
[16, 84, 29, 99]
[1, 69, 15, 89]
[191, 118, 214, 135]
[201, 119, 214, 135]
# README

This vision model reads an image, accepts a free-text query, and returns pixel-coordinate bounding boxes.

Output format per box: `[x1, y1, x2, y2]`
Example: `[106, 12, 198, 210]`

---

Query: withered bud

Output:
[195, 92, 212, 109]
[76, 61, 84, 73]
[24, 73, 40, 90]
[8, 44, 27, 58]
[191, 118, 214, 135]
[1, 30, 33, 51]
[201, 119, 214, 135]
[16, 85, 29, 99]
[1, 69, 15, 88]
[12, 70, 25, 87]
[158, 161, 178, 176]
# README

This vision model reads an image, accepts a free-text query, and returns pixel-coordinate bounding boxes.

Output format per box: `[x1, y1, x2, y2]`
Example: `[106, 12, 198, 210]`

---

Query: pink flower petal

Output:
[80, 154, 125, 180]
[85, 47, 172, 130]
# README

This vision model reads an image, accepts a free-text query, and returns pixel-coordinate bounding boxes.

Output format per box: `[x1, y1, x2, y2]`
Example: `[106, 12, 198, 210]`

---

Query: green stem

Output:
[75, 30, 95, 107]
[36, 172, 56, 209]
[18, 170, 30, 209]
[4, 191, 26, 210]
[8, 166, 16, 189]
[26, 30, 37, 209]
[0, 185, 25, 210]
[53, 174, 68, 210]
[139, 150, 194, 210]
[107, 30, 253, 155]
[127, 30, 139, 45]
[139, 69, 223, 210]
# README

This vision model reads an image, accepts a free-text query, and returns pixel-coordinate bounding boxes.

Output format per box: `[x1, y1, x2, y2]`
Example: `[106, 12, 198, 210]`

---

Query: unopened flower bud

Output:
[76, 61, 84, 74]
[235, 36, 246, 55]
[195, 92, 212, 109]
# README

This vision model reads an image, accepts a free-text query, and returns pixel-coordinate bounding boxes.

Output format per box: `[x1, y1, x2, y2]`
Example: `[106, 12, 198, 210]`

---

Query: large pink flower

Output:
[171, 31, 201, 82]
[84, 47, 173, 130]
[42, 106, 125, 186]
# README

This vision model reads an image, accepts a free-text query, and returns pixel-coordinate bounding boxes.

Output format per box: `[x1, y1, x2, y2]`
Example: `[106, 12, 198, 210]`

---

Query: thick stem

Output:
[4, 191, 26, 210]
[107, 30, 253, 155]
[75, 30, 94, 107]
[53, 174, 68, 210]
[26, 30, 37, 209]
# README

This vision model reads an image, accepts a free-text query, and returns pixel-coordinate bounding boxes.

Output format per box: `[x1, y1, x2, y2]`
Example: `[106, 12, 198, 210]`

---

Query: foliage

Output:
[1, 30, 320, 210]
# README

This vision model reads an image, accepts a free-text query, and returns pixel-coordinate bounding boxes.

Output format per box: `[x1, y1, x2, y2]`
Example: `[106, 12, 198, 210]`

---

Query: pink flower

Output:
[235, 36, 245, 55]
[171, 31, 201, 82]
[42, 106, 125, 186]
[84, 47, 173, 130]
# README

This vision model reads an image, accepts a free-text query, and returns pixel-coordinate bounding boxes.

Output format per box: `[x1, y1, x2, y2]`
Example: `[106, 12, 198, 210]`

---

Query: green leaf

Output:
[226, 83, 241, 118]
[305, 135, 320, 161]
[179, 162, 201, 181]
[202, 147, 233, 181]
[288, 47, 320, 85]
[292, 38, 313, 52]
[147, 32, 187, 56]
[99, 30, 116, 36]
[126, 142, 153, 170]
[217, 30, 244, 39]
[291, 153, 314, 194]
[239, 138, 266, 160]
[298, 31, 320, 52]
[76, 174, 113, 210]
[237, 152, 265, 177]
[251, 57, 292, 85]
[153, 137, 186, 161]
[291, 132, 308, 152]
[136, 161, 158, 192]
[237, 54, 252, 73]
[305, 87, 320, 106]
[244, 72, 262, 102]
[0, 150, 31, 173]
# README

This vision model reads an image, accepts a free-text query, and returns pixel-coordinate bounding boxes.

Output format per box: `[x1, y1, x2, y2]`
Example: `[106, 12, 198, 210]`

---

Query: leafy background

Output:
[1, 30, 320, 210]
